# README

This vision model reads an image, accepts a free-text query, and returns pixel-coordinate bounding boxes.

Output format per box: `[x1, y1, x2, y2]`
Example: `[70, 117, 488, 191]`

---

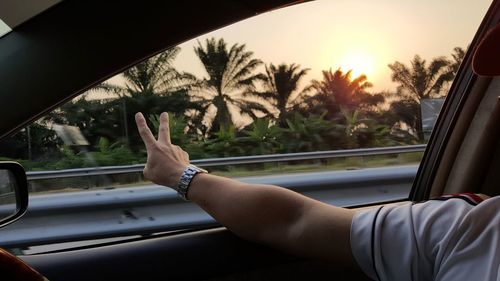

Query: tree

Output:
[387, 99, 422, 142]
[306, 69, 382, 118]
[387, 54, 454, 141]
[90, 47, 200, 149]
[252, 63, 311, 125]
[239, 119, 282, 155]
[47, 97, 123, 147]
[101, 47, 195, 97]
[336, 108, 395, 148]
[0, 121, 62, 162]
[192, 38, 270, 132]
[202, 125, 245, 157]
[388, 55, 453, 102]
[450, 47, 466, 77]
[279, 112, 340, 152]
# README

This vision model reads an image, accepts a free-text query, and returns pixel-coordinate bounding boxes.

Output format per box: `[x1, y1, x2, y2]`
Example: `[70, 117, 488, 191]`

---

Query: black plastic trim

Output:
[410, 0, 500, 201]
[21, 227, 371, 281]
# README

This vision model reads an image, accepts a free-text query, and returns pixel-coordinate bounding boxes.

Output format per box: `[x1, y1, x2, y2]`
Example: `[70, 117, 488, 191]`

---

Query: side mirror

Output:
[0, 162, 28, 228]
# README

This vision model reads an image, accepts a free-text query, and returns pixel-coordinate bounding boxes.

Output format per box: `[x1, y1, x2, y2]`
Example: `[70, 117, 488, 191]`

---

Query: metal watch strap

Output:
[177, 164, 207, 201]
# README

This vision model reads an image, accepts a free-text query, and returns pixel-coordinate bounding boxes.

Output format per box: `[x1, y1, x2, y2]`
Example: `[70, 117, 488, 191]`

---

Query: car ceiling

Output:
[0, 0, 62, 31]
[0, 0, 304, 139]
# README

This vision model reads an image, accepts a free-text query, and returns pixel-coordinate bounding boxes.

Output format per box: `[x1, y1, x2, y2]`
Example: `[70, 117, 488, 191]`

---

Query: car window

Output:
[0, 0, 492, 253]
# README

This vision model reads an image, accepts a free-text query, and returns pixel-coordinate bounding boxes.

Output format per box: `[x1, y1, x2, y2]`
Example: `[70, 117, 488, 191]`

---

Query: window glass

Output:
[0, 0, 492, 253]
[0, 0, 491, 192]
[0, 19, 11, 38]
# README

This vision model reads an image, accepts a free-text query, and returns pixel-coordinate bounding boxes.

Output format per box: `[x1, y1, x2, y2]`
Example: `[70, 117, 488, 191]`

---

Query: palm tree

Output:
[388, 55, 453, 102]
[101, 47, 195, 97]
[252, 63, 311, 125]
[387, 54, 454, 141]
[450, 47, 466, 77]
[92, 47, 200, 149]
[306, 68, 379, 118]
[192, 37, 269, 132]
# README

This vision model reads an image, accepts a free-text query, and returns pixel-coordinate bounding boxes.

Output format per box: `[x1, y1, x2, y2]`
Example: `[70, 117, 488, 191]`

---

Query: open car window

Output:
[0, 0, 493, 254]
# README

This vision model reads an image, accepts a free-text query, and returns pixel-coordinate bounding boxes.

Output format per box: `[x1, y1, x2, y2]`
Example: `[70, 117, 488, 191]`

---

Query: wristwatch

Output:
[176, 164, 208, 201]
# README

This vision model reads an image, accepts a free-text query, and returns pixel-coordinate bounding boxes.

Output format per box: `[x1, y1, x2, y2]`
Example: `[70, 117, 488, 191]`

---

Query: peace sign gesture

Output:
[135, 112, 190, 188]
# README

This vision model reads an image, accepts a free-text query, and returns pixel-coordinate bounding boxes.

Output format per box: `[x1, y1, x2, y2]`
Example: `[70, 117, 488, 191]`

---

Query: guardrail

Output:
[0, 191, 14, 199]
[26, 144, 426, 180]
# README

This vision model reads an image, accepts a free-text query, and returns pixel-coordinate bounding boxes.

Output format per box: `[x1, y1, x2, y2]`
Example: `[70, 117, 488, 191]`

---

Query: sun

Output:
[338, 52, 376, 79]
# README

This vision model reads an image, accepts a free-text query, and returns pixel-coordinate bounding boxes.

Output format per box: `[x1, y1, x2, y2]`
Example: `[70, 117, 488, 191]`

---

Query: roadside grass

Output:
[212, 152, 422, 178]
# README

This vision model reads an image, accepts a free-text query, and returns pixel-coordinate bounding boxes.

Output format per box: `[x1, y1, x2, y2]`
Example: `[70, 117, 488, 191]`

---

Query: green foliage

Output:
[239, 119, 283, 155]
[47, 140, 138, 170]
[91, 46, 200, 151]
[148, 113, 206, 159]
[148, 113, 191, 145]
[203, 125, 245, 157]
[280, 112, 338, 152]
[88, 140, 138, 167]
[52, 146, 85, 170]
[123, 91, 200, 150]
[97, 137, 110, 153]
[0, 42, 467, 173]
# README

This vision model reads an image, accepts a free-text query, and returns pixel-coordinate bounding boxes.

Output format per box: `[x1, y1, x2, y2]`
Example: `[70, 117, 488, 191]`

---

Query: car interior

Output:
[0, 0, 499, 280]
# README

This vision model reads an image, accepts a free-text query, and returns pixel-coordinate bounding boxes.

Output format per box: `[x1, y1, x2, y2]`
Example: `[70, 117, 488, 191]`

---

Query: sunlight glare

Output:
[338, 52, 376, 79]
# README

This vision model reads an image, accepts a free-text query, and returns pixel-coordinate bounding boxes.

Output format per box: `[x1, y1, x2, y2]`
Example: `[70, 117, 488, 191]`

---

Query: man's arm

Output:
[135, 112, 359, 267]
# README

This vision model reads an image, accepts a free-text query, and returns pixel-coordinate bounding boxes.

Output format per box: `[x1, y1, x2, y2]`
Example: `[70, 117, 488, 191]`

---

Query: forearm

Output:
[187, 173, 356, 265]
[188, 173, 308, 247]
[135, 112, 357, 265]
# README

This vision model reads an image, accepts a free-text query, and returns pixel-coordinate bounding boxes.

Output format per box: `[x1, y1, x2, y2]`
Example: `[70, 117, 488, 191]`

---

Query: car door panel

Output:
[21, 228, 371, 281]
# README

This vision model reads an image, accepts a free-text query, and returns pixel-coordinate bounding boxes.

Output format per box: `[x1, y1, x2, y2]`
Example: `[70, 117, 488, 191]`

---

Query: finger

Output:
[135, 112, 156, 148]
[158, 112, 172, 144]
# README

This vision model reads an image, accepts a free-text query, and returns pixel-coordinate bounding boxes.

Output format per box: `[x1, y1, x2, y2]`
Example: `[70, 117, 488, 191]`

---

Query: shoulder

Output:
[435, 195, 500, 280]
[350, 194, 496, 280]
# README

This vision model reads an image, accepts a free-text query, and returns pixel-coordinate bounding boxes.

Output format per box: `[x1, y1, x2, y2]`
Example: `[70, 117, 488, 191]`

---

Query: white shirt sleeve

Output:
[350, 196, 499, 281]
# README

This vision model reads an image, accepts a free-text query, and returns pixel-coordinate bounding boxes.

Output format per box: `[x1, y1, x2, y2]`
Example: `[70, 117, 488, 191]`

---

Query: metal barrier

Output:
[26, 144, 426, 180]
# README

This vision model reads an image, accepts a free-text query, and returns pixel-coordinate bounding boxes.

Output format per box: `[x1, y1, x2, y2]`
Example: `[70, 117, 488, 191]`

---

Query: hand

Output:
[135, 112, 190, 188]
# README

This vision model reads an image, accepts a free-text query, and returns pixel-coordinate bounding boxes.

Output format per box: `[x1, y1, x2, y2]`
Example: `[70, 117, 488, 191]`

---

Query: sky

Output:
[103, 0, 492, 96]
[0, 19, 10, 38]
[98, 0, 494, 128]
